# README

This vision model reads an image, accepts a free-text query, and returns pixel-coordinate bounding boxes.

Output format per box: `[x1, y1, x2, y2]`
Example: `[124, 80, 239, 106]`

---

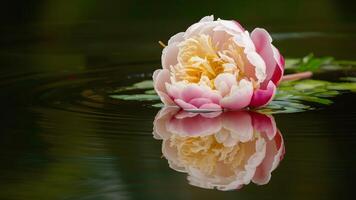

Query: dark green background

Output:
[0, 1, 355, 199]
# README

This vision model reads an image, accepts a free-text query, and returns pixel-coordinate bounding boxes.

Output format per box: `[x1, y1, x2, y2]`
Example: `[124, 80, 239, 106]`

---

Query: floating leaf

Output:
[145, 89, 157, 94]
[284, 53, 355, 73]
[292, 96, 333, 105]
[340, 77, 356, 82]
[131, 80, 154, 89]
[294, 53, 334, 72]
[314, 91, 340, 98]
[327, 82, 356, 92]
[111, 80, 153, 93]
[110, 94, 160, 101]
[152, 103, 164, 108]
[292, 79, 330, 90]
[285, 59, 299, 69]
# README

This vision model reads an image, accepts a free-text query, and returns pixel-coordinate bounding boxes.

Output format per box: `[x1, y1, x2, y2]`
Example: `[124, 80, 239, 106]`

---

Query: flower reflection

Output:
[153, 107, 284, 191]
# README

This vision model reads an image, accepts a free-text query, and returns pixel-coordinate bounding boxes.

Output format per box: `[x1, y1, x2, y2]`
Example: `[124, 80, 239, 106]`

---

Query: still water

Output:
[0, 1, 356, 199]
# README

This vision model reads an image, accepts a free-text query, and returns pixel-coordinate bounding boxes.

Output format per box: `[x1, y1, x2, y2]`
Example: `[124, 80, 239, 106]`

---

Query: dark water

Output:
[0, 1, 356, 199]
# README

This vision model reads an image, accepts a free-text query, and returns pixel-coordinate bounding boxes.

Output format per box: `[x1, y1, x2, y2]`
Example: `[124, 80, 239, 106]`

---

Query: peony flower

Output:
[153, 15, 285, 111]
[153, 108, 285, 190]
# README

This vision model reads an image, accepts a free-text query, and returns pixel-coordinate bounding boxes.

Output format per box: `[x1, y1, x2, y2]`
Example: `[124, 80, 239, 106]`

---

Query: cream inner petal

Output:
[171, 33, 266, 90]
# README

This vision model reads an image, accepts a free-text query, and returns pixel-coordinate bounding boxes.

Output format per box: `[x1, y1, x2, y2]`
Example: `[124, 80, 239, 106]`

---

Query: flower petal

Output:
[251, 112, 277, 140]
[222, 111, 254, 143]
[233, 20, 245, 32]
[199, 15, 214, 22]
[202, 91, 222, 104]
[180, 85, 205, 102]
[166, 82, 181, 99]
[252, 131, 284, 185]
[234, 31, 266, 83]
[199, 103, 222, 110]
[157, 91, 175, 105]
[167, 113, 222, 136]
[251, 28, 276, 88]
[249, 81, 276, 108]
[161, 42, 180, 69]
[214, 73, 237, 97]
[220, 79, 253, 110]
[174, 99, 197, 110]
[153, 69, 174, 105]
[188, 98, 212, 108]
[270, 46, 285, 85]
[168, 32, 185, 45]
[152, 107, 179, 140]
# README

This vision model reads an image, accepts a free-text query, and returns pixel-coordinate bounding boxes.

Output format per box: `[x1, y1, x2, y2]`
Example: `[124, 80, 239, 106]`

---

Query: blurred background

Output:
[1, 0, 356, 72]
[0, 0, 355, 200]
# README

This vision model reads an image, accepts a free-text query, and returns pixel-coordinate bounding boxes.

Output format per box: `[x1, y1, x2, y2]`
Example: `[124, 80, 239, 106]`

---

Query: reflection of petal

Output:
[153, 107, 285, 191]
[252, 131, 284, 185]
[167, 113, 222, 136]
[162, 140, 187, 173]
[222, 111, 254, 144]
[152, 107, 179, 140]
[251, 111, 277, 139]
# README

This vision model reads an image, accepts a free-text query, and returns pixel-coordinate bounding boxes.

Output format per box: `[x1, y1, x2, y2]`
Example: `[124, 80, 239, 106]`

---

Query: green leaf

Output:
[110, 80, 154, 93]
[152, 103, 164, 108]
[285, 53, 338, 72]
[110, 94, 159, 101]
[327, 82, 356, 92]
[340, 77, 356, 82]
[292, 79, 329, 90]
[144, 89, 157, 94]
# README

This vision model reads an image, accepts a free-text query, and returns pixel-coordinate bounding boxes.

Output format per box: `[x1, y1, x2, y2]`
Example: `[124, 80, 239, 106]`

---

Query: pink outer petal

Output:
[157, 91, 174, 105]
[270, 46, 285, 85]
[251, 28, 276, 87]
[233, 20, 245, 32]
[249, 81, 276, 108]
[167, 83, 222, 110]
[161, 43, 180, 69]
[168, 32, 184, 45]
[166, 83, 181, 99]
[174, 99, 197, 110]
[270, 63, 283, 85]
[202, 92, 222, 104]
[161, 32, 185, 69]
[153, 69, 174, 105]
[199, 103, 221, 110]
[251, 28, 285, 88]
[181, 85, 204, 102]
[188, 98, 212, 108]
[252, 130, 284, 185]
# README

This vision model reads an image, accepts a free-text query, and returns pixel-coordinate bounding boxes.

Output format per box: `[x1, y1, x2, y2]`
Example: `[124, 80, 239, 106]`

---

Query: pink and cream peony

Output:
[153, 15, 285, 110]
[153, 108, 285, 190]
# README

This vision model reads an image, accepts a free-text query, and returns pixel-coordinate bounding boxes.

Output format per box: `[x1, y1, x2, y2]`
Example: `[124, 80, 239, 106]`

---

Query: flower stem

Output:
[282, 71, 313, 81]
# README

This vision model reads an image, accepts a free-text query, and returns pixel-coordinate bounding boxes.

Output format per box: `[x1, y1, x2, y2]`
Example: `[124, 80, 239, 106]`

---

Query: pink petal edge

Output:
[249, 81, 276, 108]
